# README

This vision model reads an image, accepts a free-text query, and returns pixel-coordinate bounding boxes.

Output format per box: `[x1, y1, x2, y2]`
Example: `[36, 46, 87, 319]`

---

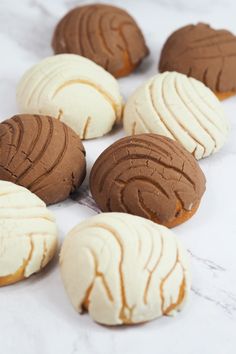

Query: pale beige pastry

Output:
[16, 54, 123, 139]
[60, 212, 190, 325]
[0, 181, 58, 286]
[123, 71, 229, 160]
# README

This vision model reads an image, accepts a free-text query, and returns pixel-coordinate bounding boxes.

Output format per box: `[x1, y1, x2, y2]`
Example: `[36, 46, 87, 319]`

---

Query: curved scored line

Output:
[4, 119, 23, 168]
[77, 7, 84, 55]
[111, 19, 135, 31]
[174, 191, 185, 211]
[25, 64, 69, 107]
[137, 189, 164, 222]
[163, 247, 187, 314]
[177, 36, 236, 57]
[35, 63, 98, 109]
[40, 240, 47, 270]
[98, 12, 114, 56]
[119, 188, 131, 214]
[85, 248, 114, 306]
[105, 176, 172, 221]
[143, 232, 164, 305]
[98, 153, 195, 193]
[81, 117, 91, 139]
[164, 272, 186, 315]
[132, 121, 136, 135]
[13, 117, 24, 156]
[148, 80, 178, 141]
[86, 9, 95, 53]
[0, 165, 17, 179]
[51, 79, 119, 118]
[180, 80, 223, 139]
[192, 37, 236, 49]
[117, 23, 132, 65]
[0, 232, 55, 240]
[188, 79, 226, 125]
[134, 106, 151, 132]
[120, 135, 197, 169]
[162, 74, 206, 156]
[160, 247, 179, 314]
[127, 176, 170, 198]
[87, 223, 134, 324]
[29, 122, 69, 191]
[192, 32, 230, 44]
[2, 121, 16, 168]
[192, 53, 236, 60]
[216, 69, 222, 92]
[143, 227, 154, 271]
[16, 117, 54, 183]
[174, 77, 217, 151]
[14, 115, 43, 173]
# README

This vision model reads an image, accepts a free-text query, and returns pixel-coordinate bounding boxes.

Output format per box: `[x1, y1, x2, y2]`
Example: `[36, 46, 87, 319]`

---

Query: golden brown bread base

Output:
[0, 265, 26, 286]
[114, 50, 139, 78]
[215, 91, 236, 100]
[161, 202, 200, 228]
[82, 267, 186, 326]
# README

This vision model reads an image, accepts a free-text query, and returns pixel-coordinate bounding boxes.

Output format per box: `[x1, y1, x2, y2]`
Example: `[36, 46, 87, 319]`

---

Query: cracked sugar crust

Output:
[90, 134, 206, 228]
[16, 54, 123, 139]
[0, 114, 86, 205]
[123, 71, 229, 160]
[60, 212, 191, 325]
[52, 4, 149, 78]
[159, 23, 236, 94]
[0, 181, 58, 286]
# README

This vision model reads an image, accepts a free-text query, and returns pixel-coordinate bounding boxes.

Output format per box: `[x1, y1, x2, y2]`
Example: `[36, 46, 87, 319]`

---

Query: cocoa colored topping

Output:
[52, 4, 149, 77]
[0, 114, 86, 205]
[90, 134, 206, 227]
[159, 23, 236, 93]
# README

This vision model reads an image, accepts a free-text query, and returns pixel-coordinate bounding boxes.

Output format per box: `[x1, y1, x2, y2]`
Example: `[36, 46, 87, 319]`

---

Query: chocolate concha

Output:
[159, 23, 236, 98]
[90, 134, 206, 228]
[0, 114, 86, 205]
[52, 4, 149, 78]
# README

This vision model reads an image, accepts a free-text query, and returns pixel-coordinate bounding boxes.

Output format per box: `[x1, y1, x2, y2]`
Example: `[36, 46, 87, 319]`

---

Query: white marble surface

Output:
[0, 0, 236, 353]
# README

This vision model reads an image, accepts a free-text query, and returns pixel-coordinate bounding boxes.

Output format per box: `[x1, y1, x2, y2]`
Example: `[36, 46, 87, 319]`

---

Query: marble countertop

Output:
[0, 0, 236, 353]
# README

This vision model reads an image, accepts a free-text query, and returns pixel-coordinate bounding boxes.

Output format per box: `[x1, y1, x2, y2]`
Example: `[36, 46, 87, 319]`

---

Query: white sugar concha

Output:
[123, 71, 229, 159]
[60, 212, 190, 325]
[0, 181, 58, 286]
[16, 54, 123, 139]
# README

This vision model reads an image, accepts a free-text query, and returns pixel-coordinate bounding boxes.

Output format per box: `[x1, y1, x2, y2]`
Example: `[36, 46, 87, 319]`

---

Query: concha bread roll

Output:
[16, 54, 123, 139]
[90, 134, 206, 228]
[0, 181, 58, 286]
[0, 114, 86, 205]
[52, 4, 149, 78]
[123, 71, 229, 159]
[60, 212, 191, 325]
[159, 23, 236, 99]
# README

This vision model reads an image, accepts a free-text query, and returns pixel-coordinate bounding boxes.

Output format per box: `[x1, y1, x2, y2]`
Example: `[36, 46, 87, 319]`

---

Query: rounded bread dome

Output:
[123, 71, 229, 159]
[0, 181, 58, 286]
[159, 23, 236, 98]
[90, 134, 206, 228]
[16, 54, 123, 139]
[60, 212, 191, 325]
[0, 114, 86, 205]
[52, 4, 149, 78]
